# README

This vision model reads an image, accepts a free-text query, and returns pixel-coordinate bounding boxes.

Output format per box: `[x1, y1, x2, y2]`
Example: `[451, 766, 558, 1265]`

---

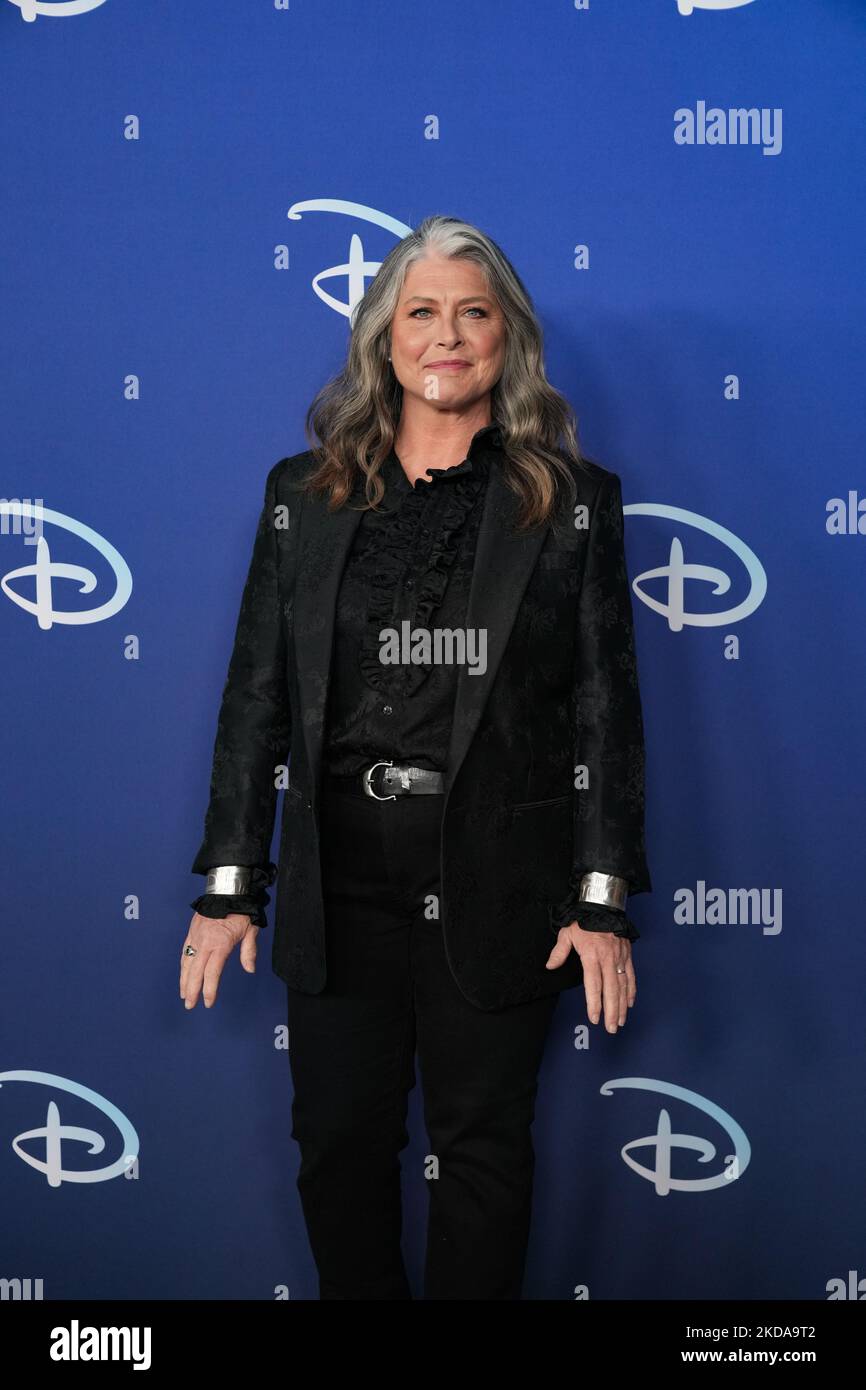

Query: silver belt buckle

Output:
[362, 759, 397, 801]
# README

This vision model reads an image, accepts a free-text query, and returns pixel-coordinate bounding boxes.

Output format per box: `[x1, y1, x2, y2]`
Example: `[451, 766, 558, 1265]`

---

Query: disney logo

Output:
[0, 501, 132, 630]
[0, 1071, 139, 1186]
[624, 502, 767, 632]
[677, 0, 757, 14]
[7, 0, 109, 20]
[602, 1077, 751, 1194]
[287, 199, 412, 319]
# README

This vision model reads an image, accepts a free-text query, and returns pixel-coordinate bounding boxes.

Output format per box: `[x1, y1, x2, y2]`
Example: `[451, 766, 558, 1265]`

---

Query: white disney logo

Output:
[624, 502, 767, 633]
[0, 1071, 139, 1186]
[0, 501, 132, 631]
[677, 0, 757, 14]
[287, 199, 412, 319]
[602, 1077, 751, 1194]
[7, 0, 108, 20]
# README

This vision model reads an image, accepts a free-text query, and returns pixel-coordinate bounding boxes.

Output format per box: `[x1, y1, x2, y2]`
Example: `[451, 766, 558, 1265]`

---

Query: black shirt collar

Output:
[385, 422, 503, 491]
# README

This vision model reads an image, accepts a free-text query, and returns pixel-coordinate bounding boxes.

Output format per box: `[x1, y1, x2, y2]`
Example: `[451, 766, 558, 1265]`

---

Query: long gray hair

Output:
[301, 214, 592, 531]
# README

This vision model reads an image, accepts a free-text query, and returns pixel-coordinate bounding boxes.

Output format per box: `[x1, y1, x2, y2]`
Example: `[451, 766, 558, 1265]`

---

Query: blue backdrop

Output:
[2, 0, 864, 1303]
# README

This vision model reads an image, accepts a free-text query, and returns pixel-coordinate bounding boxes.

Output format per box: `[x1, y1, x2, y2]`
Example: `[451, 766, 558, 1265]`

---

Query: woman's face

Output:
[389, 252, 505, 416]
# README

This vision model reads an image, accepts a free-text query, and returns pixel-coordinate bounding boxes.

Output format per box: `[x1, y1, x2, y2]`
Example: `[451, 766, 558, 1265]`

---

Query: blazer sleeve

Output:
[190, 459, 291, 880]
[570, 469, 652, 898]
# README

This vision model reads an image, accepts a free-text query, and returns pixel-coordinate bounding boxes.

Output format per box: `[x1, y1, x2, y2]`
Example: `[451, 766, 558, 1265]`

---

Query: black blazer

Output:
[192, 448, 652, 1011]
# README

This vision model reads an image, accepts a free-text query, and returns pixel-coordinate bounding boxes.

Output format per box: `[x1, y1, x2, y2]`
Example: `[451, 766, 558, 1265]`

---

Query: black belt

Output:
[325, 759, 445, 800]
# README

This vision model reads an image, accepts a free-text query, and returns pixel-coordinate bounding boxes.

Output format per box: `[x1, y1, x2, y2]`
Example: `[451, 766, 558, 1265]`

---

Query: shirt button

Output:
[405, 579, 414, 590]
[382, 704, 393, 715]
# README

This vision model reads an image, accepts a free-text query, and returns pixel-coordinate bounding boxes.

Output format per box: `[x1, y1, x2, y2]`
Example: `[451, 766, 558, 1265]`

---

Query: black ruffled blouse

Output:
[324, 428, 491, 774]
[192, 423, 638, 942]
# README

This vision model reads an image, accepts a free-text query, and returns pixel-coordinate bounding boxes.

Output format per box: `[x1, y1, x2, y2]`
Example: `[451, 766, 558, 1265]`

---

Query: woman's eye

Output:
[408, 306, 486, 318]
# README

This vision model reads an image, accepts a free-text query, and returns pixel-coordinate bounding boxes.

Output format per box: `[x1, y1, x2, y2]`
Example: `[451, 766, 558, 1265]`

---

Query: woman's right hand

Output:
[179, 912, 259, 1010]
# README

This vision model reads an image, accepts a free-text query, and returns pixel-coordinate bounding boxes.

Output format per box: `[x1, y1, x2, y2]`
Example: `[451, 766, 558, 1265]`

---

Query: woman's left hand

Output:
[545, 922, 635, 1033]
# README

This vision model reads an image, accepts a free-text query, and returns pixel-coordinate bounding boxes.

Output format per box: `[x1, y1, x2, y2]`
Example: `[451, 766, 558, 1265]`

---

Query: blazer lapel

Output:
[443, 462, 548, 793]
[291, 455, 550, 803]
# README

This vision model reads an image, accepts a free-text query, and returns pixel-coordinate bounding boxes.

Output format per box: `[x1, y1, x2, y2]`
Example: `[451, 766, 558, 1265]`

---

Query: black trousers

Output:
[285, 778, 559, 1300]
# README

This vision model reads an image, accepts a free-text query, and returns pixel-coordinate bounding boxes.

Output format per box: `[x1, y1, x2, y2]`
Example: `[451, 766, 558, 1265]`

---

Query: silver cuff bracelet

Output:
[578, 872, 629, 911]
[205, 866, 252, 895]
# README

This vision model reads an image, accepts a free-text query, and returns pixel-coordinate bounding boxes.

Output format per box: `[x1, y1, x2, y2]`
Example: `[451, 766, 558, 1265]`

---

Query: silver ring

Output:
[183, 944, 197, 958]
[615, 966, 626, 974]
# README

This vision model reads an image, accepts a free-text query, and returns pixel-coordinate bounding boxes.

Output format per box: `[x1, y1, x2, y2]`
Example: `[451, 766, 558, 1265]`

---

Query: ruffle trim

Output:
[190, 862, 277, 932]
[548, 892, 640, 943]
[357, 459, 486, 696]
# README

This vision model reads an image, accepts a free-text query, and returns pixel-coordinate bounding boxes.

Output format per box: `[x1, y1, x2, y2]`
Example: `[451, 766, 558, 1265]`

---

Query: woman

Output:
[180, 215, 652, 1300]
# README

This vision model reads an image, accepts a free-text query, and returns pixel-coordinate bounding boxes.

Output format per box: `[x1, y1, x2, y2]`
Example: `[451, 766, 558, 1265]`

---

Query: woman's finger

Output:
[182, 943, 214, 1010]
[200, 943, 232, 1009]
[600, 951, 627, 1032]
[544, 926, 574, 970]
[615, 944, 630, 1026]
[582, 956, 603, 1026]
[624, 947, 637, 1008]
[180, 918, 201, 999]
[238, 923, 259, 974]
